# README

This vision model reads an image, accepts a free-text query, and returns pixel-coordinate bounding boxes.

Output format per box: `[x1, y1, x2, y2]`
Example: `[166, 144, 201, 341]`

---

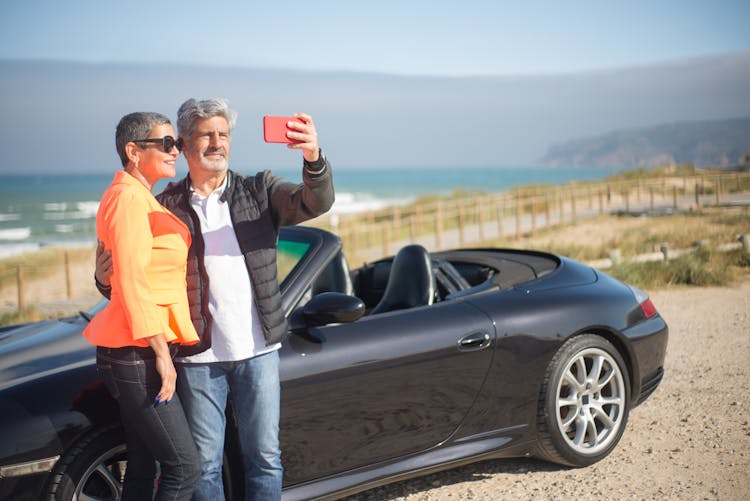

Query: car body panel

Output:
[281, 299, 495, 484]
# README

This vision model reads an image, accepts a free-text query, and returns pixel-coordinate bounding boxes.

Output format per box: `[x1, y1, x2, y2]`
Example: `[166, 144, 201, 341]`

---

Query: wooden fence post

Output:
[435, 202, 443, 249]
[496, 198, 504, 240]
[515, 194, 522, 240]
[415, 205, 423, 239]
[715, 176, 721, 205]
[350, 227, 359, 255]
[65, 250, 73, 299]
[17, 265, 25, 311]
[458, 202, 466, 247]
[476, 197, 485, 242]
[694, 182, 700, 207]
[570, 192, 577, 222]
[660, 244, 669, 261]
[367, 212, 375, 248]
[382, 224, 391, 257]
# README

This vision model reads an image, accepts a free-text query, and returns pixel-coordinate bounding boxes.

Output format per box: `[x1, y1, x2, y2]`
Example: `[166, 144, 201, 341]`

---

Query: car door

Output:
[279, 299, 495, 485]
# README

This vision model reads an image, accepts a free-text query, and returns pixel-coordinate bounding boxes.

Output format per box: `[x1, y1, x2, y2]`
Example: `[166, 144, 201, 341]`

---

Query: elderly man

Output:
[97, 98, 334, 500]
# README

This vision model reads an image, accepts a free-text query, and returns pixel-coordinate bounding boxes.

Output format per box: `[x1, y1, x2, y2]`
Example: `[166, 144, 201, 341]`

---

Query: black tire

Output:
[45, 425, 126, 501]
[535, 334, 630, 467]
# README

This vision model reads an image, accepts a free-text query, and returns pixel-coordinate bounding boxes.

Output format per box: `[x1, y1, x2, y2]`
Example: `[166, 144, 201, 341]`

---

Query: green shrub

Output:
[607, 246, 749, 288]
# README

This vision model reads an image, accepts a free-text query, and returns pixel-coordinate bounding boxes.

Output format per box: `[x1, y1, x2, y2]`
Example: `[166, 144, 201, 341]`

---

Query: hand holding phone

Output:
[263, 116, 305, 143]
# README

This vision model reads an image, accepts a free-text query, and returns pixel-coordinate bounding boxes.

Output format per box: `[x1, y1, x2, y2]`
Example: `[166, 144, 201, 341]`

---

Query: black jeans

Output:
[97, 346, 200, 501]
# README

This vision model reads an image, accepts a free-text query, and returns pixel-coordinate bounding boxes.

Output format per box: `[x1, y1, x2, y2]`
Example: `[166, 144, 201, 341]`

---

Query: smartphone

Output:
[263, 116, 304, 143]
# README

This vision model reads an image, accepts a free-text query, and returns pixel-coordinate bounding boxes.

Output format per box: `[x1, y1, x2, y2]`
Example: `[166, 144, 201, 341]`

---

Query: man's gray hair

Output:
[176, 98, 238, 139]
[115, 112, 172, 167]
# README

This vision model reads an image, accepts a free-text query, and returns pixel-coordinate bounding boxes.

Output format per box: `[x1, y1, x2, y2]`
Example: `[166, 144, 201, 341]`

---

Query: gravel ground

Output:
[343, 278, 750, 501]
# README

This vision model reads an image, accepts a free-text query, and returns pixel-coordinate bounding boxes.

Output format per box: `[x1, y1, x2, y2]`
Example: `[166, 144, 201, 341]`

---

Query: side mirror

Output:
[302, 292, 365, 326]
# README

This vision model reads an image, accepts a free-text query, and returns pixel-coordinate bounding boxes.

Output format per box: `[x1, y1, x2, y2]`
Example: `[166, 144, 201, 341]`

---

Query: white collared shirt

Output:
[177, 175, 280, 363]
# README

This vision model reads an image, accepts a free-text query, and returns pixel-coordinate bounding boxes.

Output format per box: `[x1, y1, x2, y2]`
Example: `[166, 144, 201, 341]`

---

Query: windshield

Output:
[277, 238, 311, 284]
[84, 237, 314, 316]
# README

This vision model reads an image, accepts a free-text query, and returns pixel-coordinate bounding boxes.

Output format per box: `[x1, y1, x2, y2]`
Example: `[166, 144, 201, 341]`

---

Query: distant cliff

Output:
[538, 117, 750, 168]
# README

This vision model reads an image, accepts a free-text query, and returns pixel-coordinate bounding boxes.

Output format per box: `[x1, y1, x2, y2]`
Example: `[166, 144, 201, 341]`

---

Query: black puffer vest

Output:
[157, 165, 333, 356]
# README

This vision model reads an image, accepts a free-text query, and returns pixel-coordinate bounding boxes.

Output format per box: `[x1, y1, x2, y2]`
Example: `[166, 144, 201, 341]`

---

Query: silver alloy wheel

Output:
[555, 347, 626, 455]
[73, 444, 126, 501]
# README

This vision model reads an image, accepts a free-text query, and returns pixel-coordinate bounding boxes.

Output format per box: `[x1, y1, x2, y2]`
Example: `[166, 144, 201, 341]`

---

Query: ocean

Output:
[0, 166, 612, 258]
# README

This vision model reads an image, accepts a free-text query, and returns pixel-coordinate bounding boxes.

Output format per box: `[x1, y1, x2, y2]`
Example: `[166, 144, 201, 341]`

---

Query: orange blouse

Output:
[83, 170, 199, 348]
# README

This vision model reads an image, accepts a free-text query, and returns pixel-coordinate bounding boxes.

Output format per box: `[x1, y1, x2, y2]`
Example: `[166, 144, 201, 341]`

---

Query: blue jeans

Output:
[176, 351, 282, 501]
[96, 346, 201, 501]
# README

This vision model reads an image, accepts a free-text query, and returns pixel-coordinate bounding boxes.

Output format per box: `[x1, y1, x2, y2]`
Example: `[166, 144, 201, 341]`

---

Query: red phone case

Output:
[263, 116, 303, 143]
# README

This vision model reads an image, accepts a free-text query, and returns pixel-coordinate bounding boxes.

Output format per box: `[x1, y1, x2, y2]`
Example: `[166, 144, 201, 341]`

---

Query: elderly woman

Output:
[83, 112, 200, 501]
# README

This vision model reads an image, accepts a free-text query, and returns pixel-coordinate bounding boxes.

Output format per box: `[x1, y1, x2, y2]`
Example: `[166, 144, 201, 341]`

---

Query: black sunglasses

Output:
[132, 135, 183, 152]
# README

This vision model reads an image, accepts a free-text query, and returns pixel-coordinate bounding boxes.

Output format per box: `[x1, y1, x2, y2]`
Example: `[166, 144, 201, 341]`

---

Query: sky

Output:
[1, 0, 749, 77]
[0, 1, 749, 174]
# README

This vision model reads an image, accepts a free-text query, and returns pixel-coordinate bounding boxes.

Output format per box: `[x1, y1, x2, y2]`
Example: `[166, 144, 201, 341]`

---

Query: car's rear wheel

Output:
[45, 425, 126, 501]
[535, 334, 630, 466]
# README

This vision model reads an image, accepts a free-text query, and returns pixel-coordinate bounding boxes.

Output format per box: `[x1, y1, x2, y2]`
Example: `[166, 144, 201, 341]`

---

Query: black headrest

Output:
[370, 244, 435, 315]
[312, 251, 353, 296]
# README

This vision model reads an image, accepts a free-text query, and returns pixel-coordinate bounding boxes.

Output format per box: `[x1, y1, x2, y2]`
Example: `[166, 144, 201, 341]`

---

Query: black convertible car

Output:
[0, 226, 667, 501]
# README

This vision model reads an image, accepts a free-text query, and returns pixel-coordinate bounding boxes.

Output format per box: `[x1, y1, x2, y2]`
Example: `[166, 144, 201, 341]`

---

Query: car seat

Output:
[370, 244, 435, 315]
[311, 251, 354, 296]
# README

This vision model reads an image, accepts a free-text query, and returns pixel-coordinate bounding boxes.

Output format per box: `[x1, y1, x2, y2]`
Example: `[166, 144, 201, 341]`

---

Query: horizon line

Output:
[1, 49, 748, 79]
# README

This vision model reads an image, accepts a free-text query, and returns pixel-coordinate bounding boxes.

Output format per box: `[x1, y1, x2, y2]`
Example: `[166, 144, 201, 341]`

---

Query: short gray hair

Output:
[115, 112, 172, 167]
[176, 98, 238, 140]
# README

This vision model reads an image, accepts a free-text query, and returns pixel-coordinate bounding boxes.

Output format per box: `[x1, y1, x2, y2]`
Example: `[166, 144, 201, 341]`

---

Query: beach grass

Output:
[480, 206, 750, 288]
[607, 247, 750, 289]
[507, 209, 750, 260]
[0, 246, 95, 289]
[0, 305, 48, 326]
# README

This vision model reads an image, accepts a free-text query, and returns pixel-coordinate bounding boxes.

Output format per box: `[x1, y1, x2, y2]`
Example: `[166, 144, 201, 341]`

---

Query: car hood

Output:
[0, 316, 95, 391]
